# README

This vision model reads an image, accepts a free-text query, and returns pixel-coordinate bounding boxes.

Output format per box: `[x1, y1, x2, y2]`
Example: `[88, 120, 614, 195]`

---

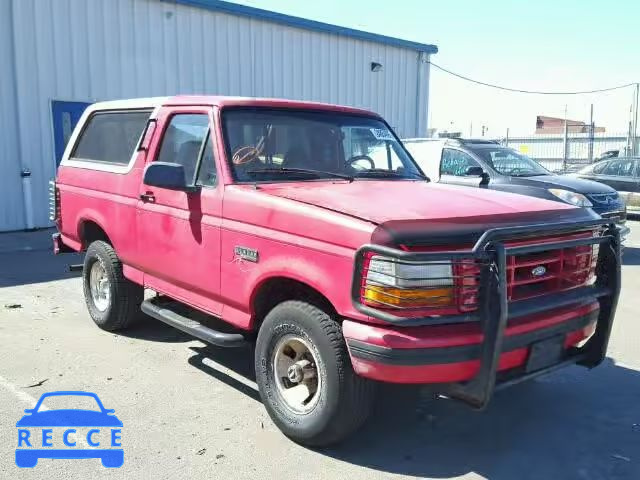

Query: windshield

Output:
[474, 148, 549, 176]
[222, 109, 424, 182]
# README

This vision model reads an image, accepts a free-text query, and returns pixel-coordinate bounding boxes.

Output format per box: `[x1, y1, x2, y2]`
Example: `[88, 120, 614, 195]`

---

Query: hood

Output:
[510, 174, 615, 194]
[258, 180, 577, 225]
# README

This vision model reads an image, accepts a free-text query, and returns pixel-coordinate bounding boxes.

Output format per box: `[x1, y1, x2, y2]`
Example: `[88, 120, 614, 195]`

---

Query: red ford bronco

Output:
[51, 96, 620, 446]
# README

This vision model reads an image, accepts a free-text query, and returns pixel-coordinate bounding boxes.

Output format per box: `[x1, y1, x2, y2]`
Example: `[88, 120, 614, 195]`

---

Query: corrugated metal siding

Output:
[0, 0, 26, 231]
[5, 0, 428, 231]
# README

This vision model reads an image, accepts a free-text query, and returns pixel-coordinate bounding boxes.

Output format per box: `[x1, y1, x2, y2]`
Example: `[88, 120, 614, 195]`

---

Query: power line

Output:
[428, 61, 637, 95]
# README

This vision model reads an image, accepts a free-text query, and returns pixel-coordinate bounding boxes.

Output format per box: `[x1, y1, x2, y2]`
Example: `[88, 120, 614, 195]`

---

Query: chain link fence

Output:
[495, 131, 638, 173]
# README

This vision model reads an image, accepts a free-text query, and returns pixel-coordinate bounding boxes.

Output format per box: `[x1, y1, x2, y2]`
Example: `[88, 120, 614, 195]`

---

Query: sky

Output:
[230, 0, 640, 136]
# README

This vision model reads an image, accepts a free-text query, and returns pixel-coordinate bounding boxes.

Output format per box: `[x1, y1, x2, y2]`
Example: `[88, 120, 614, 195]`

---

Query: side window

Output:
[156, 114, 209, 185]
[196, 133, 217, 187]
[72, 110, 151, 164]
[620, 160, 636, 177]
[601, 159, 635, 177]
[591, 162, 608, 174]
[441, 149, 480, 176]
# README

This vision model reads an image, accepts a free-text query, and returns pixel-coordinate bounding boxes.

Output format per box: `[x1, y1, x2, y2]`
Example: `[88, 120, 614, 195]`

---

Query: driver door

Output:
[136, 106, 223, 315]
[439, 148, 484, 187]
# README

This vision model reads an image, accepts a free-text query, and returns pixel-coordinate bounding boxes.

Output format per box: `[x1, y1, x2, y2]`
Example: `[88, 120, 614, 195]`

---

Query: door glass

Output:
[601, 159, 635, 177]
[591, 162, 608, 174]
[441, 149, 480, 176]
[157, 114, 210, 185]
[196, 134, 217, 187]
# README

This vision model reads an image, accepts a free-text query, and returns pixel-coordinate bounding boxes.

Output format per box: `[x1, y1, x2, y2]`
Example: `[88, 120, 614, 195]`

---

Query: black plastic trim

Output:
[141, 299, 247, 348]
[347, 310, 598, 366]
[507, 286, 610, 320]
[352, 219, 613, 326]
[350, 219, 621, 410]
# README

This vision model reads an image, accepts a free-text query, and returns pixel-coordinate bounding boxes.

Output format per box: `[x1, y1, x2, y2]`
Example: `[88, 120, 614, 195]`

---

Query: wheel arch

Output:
[78, 218, 112, 249]
[250, 276, 338, 331]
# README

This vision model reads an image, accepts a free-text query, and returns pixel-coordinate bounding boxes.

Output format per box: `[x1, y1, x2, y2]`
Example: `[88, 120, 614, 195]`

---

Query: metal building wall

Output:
[0, 0, 25, 232]
[5, 0, 431, 231]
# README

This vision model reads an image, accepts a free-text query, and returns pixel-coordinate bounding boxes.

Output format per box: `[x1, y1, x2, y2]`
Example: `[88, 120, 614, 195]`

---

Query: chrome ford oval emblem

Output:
[531, 265, 547, 277]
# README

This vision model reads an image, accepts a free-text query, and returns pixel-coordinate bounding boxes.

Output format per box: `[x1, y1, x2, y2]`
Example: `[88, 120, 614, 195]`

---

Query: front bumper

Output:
[345, 302, 598, 384]
[348, 219, 621, 409]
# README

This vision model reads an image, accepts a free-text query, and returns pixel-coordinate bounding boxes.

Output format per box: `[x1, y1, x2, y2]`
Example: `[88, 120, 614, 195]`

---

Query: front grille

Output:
[506, 241, 596, 301]
[362, 230, 601, 320]
[422, 231, 599, 312]
[588, 192, 621, 208]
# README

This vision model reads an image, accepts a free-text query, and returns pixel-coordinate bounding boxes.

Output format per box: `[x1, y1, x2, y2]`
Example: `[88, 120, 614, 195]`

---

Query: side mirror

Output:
[465, 166, 485, 177]
[143, 162, 198, 192]
[24, 409, 34, 414]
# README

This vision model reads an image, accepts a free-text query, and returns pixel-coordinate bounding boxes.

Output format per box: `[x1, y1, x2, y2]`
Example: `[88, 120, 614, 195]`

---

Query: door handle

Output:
[140, 192, 155, 203]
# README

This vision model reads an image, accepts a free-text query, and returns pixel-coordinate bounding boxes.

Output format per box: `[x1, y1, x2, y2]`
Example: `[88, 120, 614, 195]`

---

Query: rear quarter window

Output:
[71, 110, 151, 165]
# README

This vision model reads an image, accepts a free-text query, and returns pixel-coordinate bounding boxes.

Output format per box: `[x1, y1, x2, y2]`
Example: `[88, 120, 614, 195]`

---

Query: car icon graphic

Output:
[16, 391, 123, 468]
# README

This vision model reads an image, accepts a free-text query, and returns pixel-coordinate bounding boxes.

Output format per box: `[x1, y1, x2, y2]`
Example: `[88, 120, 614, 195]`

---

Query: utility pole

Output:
[633, 83, 639, 155]
[563, 105, 569, 172]
[588, 104, 594, 163]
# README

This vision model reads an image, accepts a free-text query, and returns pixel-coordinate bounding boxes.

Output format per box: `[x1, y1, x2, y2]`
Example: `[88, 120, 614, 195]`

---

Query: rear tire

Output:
[82, 240, 143, 331]
[255, 300, 375, 447]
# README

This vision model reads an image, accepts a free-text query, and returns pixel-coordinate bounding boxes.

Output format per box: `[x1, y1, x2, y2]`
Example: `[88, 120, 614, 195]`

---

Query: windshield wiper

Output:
[354, 169, 427, 180]
[246, 167, 354, 182]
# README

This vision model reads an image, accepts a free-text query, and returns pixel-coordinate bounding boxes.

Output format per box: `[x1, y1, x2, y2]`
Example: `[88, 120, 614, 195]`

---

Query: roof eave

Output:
[163, 0, 438, 54]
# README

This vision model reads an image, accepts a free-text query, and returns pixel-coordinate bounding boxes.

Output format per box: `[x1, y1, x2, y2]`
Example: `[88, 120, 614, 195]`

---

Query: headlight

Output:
[363, 256, 454, 308]
[548, 189, 593, 207]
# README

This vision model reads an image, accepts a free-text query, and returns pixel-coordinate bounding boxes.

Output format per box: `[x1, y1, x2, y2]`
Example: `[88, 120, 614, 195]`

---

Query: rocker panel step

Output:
[141, 299, 247, 348]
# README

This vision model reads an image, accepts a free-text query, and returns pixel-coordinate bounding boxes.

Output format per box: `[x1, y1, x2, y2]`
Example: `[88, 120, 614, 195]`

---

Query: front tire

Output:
[255, 300, 375, 447]
[82, 240, 142, 331]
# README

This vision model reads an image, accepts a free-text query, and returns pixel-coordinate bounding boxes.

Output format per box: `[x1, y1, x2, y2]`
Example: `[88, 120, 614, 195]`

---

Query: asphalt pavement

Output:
[1, 223, 639, 480]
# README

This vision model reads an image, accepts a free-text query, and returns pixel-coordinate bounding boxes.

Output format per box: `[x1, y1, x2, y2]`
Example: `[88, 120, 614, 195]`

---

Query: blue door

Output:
[51, 100, 92, 167]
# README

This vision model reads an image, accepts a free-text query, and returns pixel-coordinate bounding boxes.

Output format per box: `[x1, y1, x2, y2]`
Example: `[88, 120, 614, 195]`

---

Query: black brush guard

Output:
[351, 219, 621, 409]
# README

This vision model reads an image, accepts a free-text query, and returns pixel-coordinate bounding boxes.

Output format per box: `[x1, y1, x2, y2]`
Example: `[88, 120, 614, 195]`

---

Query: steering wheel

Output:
[232, 146, 261, 165]
[346, 155, 375, 170]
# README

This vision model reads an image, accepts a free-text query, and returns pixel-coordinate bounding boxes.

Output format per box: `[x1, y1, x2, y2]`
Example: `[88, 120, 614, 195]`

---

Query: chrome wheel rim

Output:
[273, 335, 322, 414]
[89, 261, 110, 312]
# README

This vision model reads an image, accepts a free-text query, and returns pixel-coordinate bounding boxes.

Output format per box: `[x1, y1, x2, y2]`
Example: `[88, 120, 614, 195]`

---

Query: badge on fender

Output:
[234, 246, 259, 263]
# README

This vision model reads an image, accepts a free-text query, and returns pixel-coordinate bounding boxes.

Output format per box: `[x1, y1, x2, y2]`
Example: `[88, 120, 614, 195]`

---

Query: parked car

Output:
[571, 157, 640, 213]
[403, 138, 627, 224]
[52, 96, 620, 446]
[595, 150, 619, 162]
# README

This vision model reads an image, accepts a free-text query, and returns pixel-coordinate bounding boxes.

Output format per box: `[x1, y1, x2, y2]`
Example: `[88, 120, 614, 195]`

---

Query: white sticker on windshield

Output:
[370, 128, 395, 141]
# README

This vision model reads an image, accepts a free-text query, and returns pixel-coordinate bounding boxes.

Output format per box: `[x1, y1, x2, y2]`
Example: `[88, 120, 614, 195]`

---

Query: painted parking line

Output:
[1, 375, 100, 449]
[0, 375, 48, 411]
